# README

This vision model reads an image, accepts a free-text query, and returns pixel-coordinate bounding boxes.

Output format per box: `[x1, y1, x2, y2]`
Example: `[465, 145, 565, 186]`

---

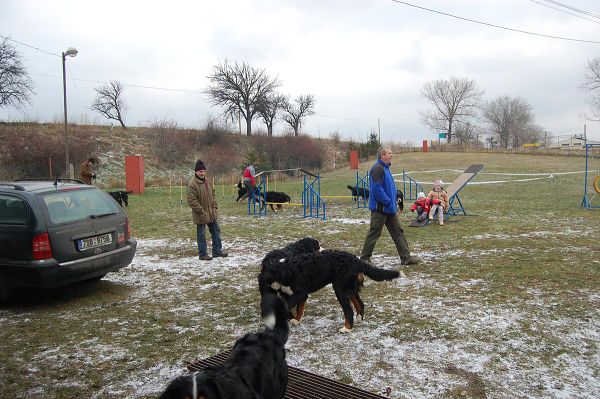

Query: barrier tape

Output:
[395, 175, 555, 186]
[396, 169, 586, 176]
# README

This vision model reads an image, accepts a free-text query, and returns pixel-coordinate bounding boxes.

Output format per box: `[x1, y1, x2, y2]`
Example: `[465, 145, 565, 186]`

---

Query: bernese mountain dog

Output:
[259, 238, 321, 321]
[255, 190, 292, 212]
[259, 249, 400, 333]
[346, 185, 369, 201]
[108, 190, 132, 207]
[159, 294, 289, 399]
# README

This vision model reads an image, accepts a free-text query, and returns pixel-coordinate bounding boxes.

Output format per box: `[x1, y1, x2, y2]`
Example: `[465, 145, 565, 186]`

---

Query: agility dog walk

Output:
[260, 249, 400, 333]
[160, 295, 289, 399]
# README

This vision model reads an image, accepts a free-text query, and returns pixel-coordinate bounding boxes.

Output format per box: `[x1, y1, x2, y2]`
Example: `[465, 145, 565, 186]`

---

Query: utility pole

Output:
[377, 118, 381, 143]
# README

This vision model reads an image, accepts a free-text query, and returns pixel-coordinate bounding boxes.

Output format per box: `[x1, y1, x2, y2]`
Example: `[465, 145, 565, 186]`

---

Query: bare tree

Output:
[419, 77, 483, 143]
[452, 122, 481, 146]
[257, 93, 286, 136]
[522, 124, 545, 145]
[205, 59, 280, 136]
[582, 57, 600, 121]
[282, 94, 315, 136]
[482, 96, 534, 149]
[0, 37, 35, 108]
[91, 80, 128, 129]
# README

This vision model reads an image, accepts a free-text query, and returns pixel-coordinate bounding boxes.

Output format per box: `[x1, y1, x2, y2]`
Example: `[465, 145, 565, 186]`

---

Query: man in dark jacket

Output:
[360, 146, 419, 265]
[79, 157, 96, 184]
[187, 160, 228, 261]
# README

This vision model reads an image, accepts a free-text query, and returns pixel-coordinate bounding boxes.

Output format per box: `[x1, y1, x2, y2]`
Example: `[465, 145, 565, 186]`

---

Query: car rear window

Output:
[42, 189, 120, 224]
[0, 195, 28, 224]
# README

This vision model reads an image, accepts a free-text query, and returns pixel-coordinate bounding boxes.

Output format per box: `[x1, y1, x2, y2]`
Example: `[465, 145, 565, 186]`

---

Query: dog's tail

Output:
[347, 185, 354, 190]
[261, 294, 289, 346]
[358, 260, 400, 282]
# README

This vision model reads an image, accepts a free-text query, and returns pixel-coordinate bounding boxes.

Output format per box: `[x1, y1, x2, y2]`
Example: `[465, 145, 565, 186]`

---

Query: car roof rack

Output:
[0, 183, 26, 191]
[15, 178, 86, 184]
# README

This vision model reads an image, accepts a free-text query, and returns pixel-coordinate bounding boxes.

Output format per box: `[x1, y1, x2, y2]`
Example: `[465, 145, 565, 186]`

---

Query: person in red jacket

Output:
[240, 161, 259, 201]
[410, 191, 430, 221]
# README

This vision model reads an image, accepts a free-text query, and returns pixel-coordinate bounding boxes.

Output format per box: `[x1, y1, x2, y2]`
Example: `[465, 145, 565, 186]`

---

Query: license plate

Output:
[77, 233, 112, 251]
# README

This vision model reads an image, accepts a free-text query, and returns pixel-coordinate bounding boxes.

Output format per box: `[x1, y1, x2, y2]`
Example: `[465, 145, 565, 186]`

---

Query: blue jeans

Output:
[196, 222, 223, 257]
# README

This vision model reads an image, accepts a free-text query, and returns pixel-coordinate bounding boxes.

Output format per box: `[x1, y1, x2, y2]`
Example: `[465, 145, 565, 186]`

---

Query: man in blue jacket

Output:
[360, 146, 419, 265]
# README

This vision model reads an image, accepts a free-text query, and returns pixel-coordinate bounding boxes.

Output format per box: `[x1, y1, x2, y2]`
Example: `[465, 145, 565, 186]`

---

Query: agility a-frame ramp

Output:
[445, 164, 484, 216]
[409, 164, 483, 227]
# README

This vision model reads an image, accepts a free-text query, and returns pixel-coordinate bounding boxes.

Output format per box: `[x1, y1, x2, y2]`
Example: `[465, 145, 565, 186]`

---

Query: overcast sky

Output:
[1, 0, 600, 143]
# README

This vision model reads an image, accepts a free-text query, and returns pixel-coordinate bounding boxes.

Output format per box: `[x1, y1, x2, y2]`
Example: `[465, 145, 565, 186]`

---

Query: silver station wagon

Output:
[0, 179, 137, 301]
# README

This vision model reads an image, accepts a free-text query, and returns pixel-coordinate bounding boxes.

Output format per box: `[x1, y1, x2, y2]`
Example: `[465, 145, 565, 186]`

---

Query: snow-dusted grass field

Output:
[1, 152, 599, 398]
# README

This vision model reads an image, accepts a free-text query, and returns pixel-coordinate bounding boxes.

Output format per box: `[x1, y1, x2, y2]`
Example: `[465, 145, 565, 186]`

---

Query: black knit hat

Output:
[194, 160, 206, 171]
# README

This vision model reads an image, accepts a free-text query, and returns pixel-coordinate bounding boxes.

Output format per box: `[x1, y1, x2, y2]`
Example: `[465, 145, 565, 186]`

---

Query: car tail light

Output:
[32, 232, 53, 260]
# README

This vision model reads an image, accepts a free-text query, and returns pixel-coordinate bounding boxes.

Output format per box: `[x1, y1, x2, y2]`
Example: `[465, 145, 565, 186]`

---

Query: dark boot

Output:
[401, 255, 419, 265]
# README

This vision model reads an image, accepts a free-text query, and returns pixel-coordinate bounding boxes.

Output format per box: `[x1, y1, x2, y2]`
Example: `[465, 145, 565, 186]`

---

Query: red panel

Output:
[125, 155, 145, 194]
[422, 140, 429, 153]
[350, 150, 359, 169]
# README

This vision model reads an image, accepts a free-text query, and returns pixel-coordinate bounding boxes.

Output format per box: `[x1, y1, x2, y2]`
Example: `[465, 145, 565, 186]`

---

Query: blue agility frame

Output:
[581, 143, 600, 209]
[355, 172, 369, 209]
[303, 172, 326, 220]
[247, 178, 267, 216]
[401, 170, 424, 201]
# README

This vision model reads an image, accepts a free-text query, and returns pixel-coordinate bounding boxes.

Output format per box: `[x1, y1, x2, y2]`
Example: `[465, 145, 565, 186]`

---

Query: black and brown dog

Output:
[235, 181, 251, 202]
[255, 189, 292, 212]
[259, 237, 321, 320]
[259, 249, 400, 333]
[347, 185, 369, 201]
[396, 189, 404, 211]
[108, 190, 132, 207]
[159, 294, 289, 399]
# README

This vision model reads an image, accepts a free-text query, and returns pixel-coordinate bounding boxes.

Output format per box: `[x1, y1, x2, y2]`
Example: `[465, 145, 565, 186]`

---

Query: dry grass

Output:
[1, 151, 599, 398]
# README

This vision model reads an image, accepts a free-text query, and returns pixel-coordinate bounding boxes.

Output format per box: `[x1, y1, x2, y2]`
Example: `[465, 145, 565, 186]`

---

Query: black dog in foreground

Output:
[260, 249, 400, 333]
[108, 190, 132, 207]
[347, 185, 369, 201]
[159, 295, 289, 399]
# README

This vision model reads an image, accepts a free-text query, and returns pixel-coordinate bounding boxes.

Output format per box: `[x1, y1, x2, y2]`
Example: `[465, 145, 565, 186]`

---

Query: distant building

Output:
[546, 135, 600, 149]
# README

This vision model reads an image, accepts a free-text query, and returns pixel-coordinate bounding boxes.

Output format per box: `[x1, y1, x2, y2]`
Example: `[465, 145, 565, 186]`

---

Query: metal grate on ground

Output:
[186, 350, 388, 399]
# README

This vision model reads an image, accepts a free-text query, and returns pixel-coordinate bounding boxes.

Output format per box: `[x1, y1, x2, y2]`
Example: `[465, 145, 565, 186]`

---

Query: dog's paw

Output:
[400, 270, 407, 279]
[290, 319, 300, 326]
[354, 315, 364, 323]
[339, 326, 352, 334]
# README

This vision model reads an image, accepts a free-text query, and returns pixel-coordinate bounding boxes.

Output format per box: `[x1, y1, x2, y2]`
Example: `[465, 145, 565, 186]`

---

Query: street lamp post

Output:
[62, 47, 78, 178]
